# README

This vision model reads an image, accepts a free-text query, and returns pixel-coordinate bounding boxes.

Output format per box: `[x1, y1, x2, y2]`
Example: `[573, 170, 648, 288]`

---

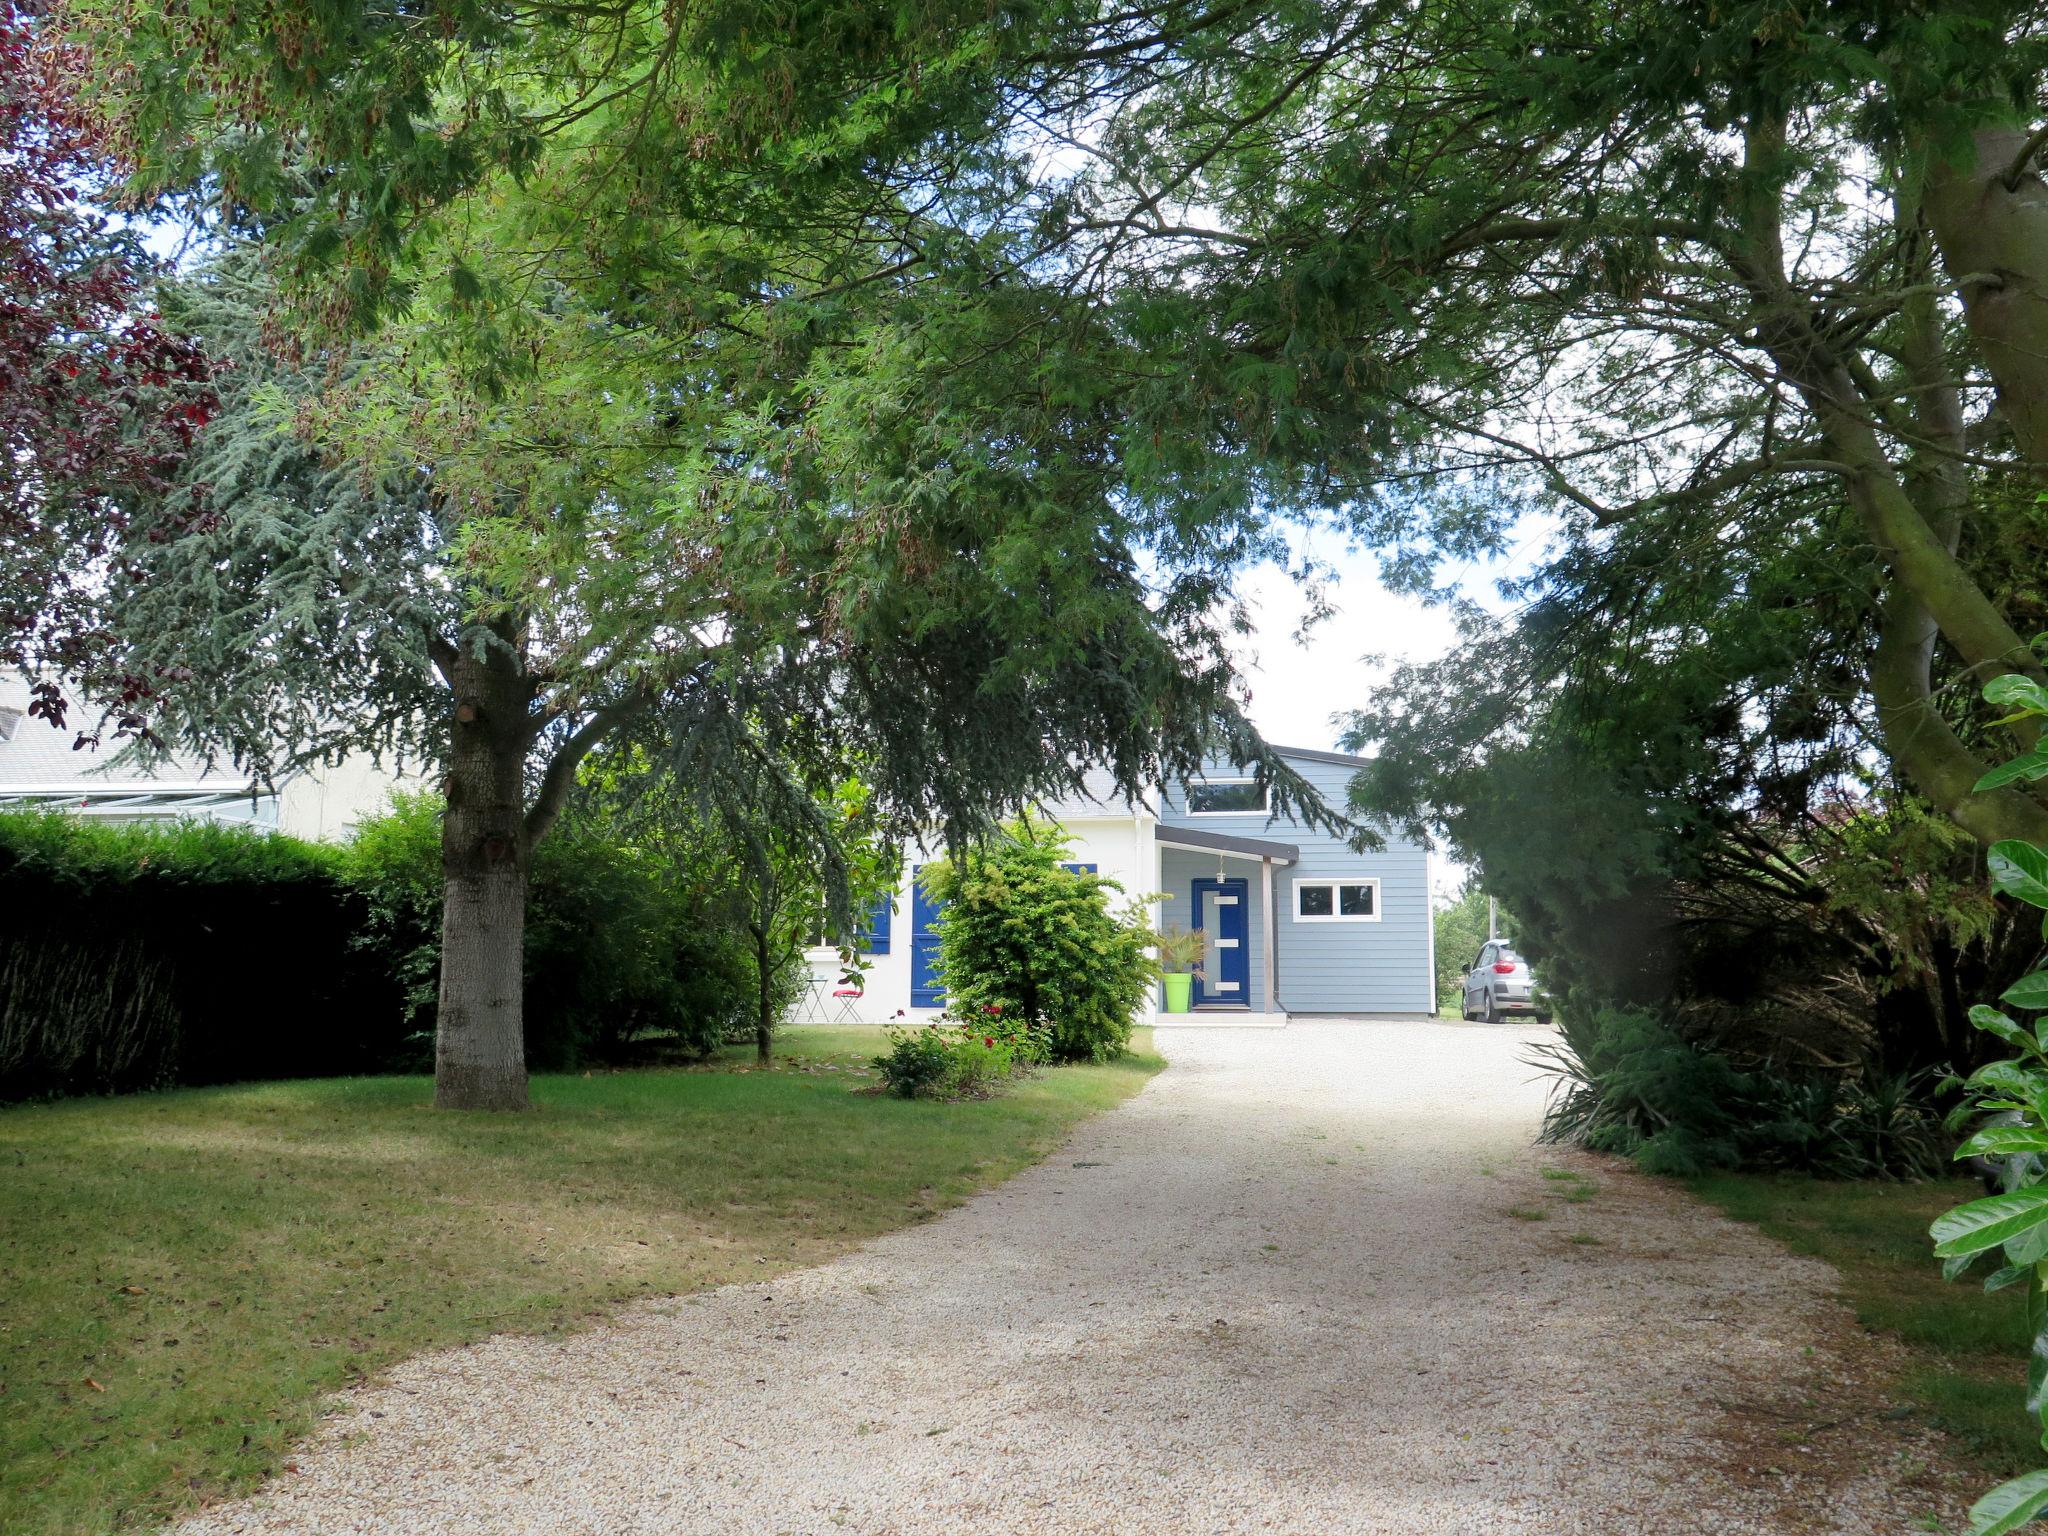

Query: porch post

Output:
[1261, 857, 1277, 1013]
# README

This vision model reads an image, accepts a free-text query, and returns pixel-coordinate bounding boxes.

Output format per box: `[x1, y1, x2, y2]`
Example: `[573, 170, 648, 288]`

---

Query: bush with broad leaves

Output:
[1933, 672, 2048, 1535]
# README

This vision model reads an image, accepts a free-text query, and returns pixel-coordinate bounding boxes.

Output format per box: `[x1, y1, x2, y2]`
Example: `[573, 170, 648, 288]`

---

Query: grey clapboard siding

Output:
[1159, 751, 1431, 1014]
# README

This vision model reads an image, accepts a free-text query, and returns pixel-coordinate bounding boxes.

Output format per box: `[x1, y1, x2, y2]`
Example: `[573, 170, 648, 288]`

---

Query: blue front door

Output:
[1191, 877, 1250, 1007]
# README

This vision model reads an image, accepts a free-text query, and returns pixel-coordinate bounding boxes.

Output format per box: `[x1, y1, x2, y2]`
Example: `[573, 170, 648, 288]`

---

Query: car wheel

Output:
[1484, 995, 1502, 1025]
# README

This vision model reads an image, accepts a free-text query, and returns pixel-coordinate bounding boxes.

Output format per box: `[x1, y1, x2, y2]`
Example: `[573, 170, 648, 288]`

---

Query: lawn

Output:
[1691, 1172, 2032, 1474]
[0, 1025, 1161, 1536]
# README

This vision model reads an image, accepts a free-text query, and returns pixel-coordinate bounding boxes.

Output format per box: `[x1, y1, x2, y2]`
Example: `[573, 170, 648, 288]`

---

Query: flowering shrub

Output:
[920, 817, 1157, 1063]
[872, 1003, 1049, 1099]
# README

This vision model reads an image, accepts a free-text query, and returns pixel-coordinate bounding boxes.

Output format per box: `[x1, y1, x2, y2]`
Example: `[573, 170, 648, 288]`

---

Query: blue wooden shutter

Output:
[861, 894, 892, 954]
[910, 869, 944, 1007]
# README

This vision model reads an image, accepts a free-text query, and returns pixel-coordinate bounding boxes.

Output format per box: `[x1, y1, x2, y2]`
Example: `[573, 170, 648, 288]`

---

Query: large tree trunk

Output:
[434, 628, 534, 1111]
[1734, 116, 2048, 849]
[1923, 124, 2048, 472]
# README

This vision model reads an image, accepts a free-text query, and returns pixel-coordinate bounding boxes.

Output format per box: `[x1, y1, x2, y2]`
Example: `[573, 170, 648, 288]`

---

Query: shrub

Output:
[873, 1025, 960, 1098]
[0, 790, 778, 1102]
[1532, 1005, 1952, 1179]
[922, 817, 1155, 1063]
[871, 1006, 1046, 1099]
[343, 792, 767, 1069]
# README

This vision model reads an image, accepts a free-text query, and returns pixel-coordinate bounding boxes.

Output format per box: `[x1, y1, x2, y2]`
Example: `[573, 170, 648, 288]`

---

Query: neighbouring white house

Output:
[0, 674, 409, 842]
[814, 744, 1434, 1026]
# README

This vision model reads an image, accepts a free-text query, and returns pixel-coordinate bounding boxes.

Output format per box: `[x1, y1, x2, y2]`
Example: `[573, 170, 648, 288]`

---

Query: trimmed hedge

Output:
[0, 798, 769, 1102]
[0, 814, 404, 1100]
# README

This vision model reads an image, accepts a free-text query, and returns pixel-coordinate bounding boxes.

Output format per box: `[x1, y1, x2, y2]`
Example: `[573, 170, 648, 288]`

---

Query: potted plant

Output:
[1154, 927, 1205, 1013]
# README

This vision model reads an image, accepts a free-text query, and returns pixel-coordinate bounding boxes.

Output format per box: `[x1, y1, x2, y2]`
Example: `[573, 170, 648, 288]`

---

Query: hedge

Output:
[0, 814, 404, 1100]
[0, 798, 768, 1102]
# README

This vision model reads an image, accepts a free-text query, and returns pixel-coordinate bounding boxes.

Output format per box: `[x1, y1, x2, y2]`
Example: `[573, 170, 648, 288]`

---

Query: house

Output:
[0, 674, 407, 842]
[834, 745, 1433, 1024]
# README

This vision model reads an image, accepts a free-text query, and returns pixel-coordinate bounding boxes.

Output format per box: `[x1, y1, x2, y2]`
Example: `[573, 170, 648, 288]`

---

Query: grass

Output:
[1691, 1171, 2032, 1475]
[1541, 1166, 1598, 1205]
[0, 1024, 1161, 1536]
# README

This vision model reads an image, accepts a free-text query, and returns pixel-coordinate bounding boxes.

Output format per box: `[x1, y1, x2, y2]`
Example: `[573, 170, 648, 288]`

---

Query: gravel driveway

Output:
[177, 1021, 1970, 1535]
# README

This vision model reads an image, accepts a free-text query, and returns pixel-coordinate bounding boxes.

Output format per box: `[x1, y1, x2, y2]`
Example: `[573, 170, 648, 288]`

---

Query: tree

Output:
[1433, 886, 1491, 1015]
[0, 5, 209, 729]
[1348, 586, 2028, 1071]
[110, 247, 1311, 1109]
[997, 0, 2048, 853]
[63, 2, 1369, 1112]
[682, 770, 893, 1067]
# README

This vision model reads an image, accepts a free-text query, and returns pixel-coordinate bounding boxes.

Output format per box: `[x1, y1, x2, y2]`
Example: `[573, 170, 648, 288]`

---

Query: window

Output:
[1293, 878, 1380, 923]
[1184, 778, 1268, 815]
[809, 894, 893, 953]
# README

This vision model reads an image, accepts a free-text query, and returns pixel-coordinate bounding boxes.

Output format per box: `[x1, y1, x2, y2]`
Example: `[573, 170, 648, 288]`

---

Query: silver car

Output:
[1461, 941, 1547, 1023]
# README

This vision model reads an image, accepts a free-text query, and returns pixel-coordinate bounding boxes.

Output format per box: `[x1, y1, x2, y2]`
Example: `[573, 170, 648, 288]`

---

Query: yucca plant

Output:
[1152, 926, 1206, 976]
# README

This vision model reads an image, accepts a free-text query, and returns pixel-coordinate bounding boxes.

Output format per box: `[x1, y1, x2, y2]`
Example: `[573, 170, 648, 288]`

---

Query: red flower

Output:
[990, 1003, 1002, 1014]
[985, 1037, 995, 1047]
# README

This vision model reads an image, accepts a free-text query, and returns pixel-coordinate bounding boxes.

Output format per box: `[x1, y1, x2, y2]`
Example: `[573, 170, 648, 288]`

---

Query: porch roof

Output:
[1156, 823, 1298, 866]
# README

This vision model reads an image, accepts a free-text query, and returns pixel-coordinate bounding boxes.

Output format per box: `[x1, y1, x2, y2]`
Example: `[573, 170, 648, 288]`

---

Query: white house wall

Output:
[837, 814, 1158, 1024]
[276, 754, 420, 842]
[815, 749, 1433, 1025]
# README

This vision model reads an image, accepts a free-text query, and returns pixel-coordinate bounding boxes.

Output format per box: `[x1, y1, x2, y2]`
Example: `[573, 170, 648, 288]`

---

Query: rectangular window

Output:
[1184, 779, 1268, 815]
[1293, 878, 1381, 923]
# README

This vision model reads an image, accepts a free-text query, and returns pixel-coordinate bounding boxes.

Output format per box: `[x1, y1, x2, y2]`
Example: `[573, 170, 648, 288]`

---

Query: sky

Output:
[1227, 554, 1461, 755]
[1224, 521, 1548, 750]
[1224, 524, 1554, 901]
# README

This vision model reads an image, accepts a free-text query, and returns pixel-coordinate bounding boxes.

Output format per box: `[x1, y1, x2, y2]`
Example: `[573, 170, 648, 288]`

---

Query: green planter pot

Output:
[1161, 972, 1194, 1013]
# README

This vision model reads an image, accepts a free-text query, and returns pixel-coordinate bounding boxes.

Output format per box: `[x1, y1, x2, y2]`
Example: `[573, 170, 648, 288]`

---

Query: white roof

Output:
[0, 673, 260, 796]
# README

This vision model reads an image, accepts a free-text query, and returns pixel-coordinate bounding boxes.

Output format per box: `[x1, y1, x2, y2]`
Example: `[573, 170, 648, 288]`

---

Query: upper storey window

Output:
[1184, 778, 1267, 815]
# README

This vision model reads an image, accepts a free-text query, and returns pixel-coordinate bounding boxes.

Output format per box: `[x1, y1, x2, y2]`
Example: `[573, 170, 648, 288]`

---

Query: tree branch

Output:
[523, 691, 650, 846]
[2005, 123, 2048, 191]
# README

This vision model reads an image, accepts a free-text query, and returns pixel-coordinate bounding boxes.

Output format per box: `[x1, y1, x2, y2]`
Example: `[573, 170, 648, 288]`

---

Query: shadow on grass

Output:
[1691, 1171, 2031, 1475]
[0, 1025, 1160, 1536]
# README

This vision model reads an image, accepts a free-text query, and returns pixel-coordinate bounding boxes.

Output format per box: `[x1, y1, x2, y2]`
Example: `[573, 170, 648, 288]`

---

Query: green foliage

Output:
[1535, 1007, 1952, 1180]
[871, 1009, 1045, 1101]
[0, 787, 785, 1101]
[1931, 671, 2048, 1534]
[921, 819, 1156, 1065]
[0, 811, 404, 1101]
[342, 792, 770, 1068]
[873, 1026, 960, 1099]
[1152, 926, 1205, 976]
[1432, 885, 1495, 1012]
[1354, 639, 2025, 1073]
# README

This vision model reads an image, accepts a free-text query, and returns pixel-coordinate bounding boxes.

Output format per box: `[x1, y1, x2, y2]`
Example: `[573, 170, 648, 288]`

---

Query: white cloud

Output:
[1227, 521, 1553, 902]
[1228, 553, 1462, 752]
